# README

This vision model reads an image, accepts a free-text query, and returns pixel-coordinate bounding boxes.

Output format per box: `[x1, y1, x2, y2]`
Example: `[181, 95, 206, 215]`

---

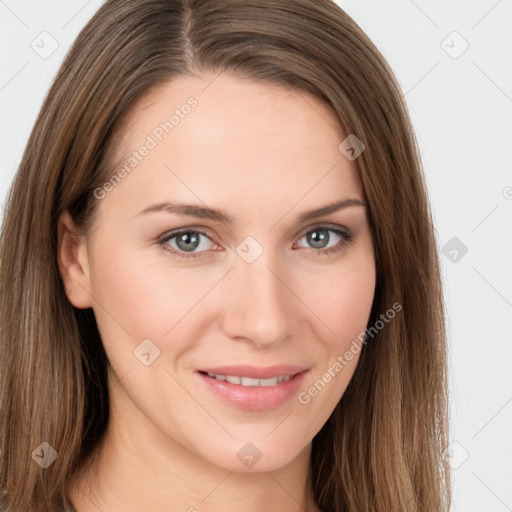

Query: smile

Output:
[196, 365, 309, 411]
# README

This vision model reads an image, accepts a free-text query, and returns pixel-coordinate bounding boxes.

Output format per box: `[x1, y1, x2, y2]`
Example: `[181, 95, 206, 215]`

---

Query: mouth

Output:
[195, 365, 309, 411]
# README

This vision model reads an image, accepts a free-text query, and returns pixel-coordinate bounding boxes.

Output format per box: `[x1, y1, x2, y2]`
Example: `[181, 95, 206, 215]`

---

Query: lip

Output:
[196, 365, 309, 411]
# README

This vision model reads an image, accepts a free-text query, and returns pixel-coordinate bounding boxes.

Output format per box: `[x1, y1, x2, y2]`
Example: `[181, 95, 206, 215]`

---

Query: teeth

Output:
[241, 376, 260, 386]
[258, 377, 278, 386]
[206, 373, 293, 386]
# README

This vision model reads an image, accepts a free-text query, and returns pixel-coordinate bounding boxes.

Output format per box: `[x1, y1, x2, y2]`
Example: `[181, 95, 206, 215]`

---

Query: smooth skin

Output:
[58, 72, 376, 512]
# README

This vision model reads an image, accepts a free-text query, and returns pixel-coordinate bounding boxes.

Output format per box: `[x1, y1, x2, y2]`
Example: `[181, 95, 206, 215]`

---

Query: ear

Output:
[57, 211, 94, 309]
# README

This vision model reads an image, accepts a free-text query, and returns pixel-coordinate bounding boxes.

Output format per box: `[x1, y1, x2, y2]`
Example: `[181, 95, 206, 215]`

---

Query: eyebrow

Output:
[135, 198, 367, 224]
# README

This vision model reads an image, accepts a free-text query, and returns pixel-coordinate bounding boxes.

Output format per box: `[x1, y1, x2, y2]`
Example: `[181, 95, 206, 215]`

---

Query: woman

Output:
[0, 0, 451, 510]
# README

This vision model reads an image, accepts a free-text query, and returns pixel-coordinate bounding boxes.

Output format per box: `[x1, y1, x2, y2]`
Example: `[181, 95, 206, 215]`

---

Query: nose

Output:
[220, 250, 295, 348]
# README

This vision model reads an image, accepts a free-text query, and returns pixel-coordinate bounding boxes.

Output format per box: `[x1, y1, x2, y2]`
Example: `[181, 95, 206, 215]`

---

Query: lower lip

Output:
[197, 371, 308, 411]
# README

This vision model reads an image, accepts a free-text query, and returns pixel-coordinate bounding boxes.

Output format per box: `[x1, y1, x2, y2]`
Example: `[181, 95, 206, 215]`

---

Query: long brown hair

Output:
[0, 1, 451, 510]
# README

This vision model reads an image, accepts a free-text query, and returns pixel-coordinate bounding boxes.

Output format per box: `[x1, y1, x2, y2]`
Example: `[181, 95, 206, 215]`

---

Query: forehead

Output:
[101, 72, 364, 219]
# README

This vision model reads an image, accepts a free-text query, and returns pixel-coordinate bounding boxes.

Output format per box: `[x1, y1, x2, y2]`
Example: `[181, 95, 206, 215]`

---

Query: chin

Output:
[194, 436, 310, 474]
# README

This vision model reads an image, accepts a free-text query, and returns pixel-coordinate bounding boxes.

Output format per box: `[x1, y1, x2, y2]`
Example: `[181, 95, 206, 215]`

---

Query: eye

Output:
[295, 226, 354, 256]
[159, 225, 354, 260]
[160, 229, 218, 259]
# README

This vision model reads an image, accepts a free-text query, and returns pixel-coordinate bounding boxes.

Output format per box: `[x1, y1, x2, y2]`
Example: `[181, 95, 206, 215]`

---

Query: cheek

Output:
[299, 251, 376, 348]
[87, 238, 227, 359]
[293, 250, 375, 420]
[330, 268, 375, 342]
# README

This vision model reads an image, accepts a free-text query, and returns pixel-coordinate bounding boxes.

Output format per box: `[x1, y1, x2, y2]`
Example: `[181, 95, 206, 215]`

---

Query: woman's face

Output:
[62, 72, 376, 472]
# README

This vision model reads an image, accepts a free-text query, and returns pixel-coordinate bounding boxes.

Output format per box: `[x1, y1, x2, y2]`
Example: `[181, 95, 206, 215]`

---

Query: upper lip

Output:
[197, 365, 308, 379]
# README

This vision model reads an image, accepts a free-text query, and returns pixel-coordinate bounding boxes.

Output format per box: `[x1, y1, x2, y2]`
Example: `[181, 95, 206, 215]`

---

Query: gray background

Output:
[1, 1, 511, 510]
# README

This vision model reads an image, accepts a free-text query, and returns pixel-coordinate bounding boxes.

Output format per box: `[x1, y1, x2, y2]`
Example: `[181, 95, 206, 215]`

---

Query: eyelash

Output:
[158, 224, 355, 260]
